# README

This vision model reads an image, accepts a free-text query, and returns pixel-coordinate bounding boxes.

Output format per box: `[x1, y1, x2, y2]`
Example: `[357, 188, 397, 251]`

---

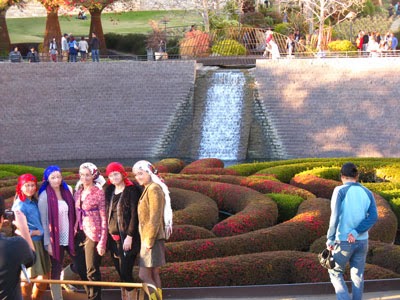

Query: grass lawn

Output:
[7, 10, 202, 43]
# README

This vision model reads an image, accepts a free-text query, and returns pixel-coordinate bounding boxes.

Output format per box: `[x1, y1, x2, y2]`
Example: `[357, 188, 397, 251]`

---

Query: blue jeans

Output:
[91, 49, 99, 62]
[328, 240, 368, 300]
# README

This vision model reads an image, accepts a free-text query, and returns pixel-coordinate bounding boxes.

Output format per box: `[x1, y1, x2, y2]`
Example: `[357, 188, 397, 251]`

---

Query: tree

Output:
[301, 0, 364, 50]
[0, 0, 24, 54]
[39, 0, 63, 54]
[68, 0, 113, 54]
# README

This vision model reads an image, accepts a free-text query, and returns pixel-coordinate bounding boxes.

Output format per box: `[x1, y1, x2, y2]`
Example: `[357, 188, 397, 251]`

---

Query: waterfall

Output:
[198, 71, 246, 160]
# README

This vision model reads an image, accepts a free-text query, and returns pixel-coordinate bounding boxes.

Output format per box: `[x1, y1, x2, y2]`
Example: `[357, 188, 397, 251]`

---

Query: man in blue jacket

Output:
[326, 162, 378, 300]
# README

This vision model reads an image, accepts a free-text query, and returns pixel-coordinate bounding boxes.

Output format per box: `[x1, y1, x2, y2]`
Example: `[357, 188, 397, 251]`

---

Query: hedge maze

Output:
[1, 157, 400, 287]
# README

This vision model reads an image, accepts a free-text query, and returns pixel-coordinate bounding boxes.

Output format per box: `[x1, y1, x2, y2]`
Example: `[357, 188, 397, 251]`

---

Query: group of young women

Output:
[12, 160, 173, 300]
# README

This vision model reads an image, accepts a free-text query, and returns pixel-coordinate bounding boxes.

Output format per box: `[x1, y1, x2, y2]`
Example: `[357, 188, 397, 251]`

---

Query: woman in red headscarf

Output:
[12, 174, 50, 300]
[105, 162, 142, 300]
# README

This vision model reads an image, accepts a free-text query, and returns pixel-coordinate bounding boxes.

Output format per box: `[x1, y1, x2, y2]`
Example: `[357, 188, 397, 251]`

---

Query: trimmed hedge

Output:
[170, 188, 219, 230]
[164, 173, 315, 200]
[165, 198, 331, 263]
[168, 225, 216, 242]
[267, 193, 304, 223]
[154, 158, 186, 174]
[0, 164, 44, 179]
[290, 174, 339, 199]
[165, 178, 278, 236]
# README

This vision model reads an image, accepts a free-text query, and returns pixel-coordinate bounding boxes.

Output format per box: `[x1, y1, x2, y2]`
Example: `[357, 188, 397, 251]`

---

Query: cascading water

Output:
[198, 71, 246, 160]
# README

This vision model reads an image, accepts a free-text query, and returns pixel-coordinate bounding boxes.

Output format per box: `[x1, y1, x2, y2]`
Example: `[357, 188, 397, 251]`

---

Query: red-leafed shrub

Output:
[168, 225, 216, 242]
[290, 174, 339, 199]
[165, 178, 278, 236]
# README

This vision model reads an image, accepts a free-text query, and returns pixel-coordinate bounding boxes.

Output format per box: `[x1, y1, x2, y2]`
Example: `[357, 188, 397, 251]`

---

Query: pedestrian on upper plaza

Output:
[105, 162, 142, 300]
[90, 32, 100, 62]
[38, 166, 76, 300]
[78, 36, 89, 62]
[73, 162, 107, 300]
[12, 174, 51, 300]
[132, 160, 173, 300]
[49, 37, 58, 62]
[27, 46, 40, 63]
[391, 33, 398, 54]
[326, 162, 378, 300]
[61, 33, 69, 62]
[362, 31, 369, 55]
[0, 196, 36, 299]
[9, 46, 23, 63]
[68, 35, 78, 63]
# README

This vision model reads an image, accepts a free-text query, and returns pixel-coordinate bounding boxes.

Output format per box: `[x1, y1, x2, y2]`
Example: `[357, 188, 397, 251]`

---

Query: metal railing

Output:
[22, 278, 159, 300]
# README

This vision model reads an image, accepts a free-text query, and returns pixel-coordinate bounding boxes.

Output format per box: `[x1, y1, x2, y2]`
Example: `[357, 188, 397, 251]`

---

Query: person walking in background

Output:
[78, 36, 89, 62]
[90, 32, 100, 62]
[68, 36, 78, 62]
[132, 160, 173, 300]
[105, 162, 142, 300]
[74, 162, 107, 300]
[326, 162, 378, 300]
[49, 37, 58, 62]
[61, 33, 69, 62]
[38, 166, 76, 300]
[0, 196, 36, 299]
[9, 46, 22, 62]
[12, 174, 50, 300]
[27, 46, 40, 63]
[391, 32, 398, 55]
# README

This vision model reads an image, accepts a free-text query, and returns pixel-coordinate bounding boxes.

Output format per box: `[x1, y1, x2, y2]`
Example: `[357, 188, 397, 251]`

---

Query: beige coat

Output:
[138, 182, 165, 248]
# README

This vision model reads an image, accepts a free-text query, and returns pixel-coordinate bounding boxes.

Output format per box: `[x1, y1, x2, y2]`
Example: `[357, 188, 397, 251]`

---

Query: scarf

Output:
[132, 160, 173, 239]
[105, 162, 134, 187]
[45, 184, 76, 262]
[75, 162, 106, 191]
[38, 166, 76, 261]
[16, 174, 37, 202]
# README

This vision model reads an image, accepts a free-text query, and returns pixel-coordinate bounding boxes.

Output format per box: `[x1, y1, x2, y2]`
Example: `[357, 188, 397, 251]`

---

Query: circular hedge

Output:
[1, 157, 400, 287]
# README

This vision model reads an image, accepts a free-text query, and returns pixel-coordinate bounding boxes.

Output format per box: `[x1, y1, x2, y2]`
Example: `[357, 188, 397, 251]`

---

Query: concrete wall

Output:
[254, 58, 400, 159]
[0, 60, 196, 163]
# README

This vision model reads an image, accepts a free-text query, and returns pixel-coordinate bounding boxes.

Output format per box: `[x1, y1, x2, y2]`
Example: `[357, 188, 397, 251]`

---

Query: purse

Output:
[318, 248, 335, 269]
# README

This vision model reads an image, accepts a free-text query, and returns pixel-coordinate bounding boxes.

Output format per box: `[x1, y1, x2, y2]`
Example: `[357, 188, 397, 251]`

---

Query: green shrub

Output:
[297, 166, 341, 181]
[389, 198, 400, 229]
[0, 171, 16, 179]
[273, 23, 291, 35]
[328, 40, 357, 52]
[267, 193, 304, 222]
[211, 39, 246, 56]
[104, 33, 147, 55]
[0, 165, 44, 179]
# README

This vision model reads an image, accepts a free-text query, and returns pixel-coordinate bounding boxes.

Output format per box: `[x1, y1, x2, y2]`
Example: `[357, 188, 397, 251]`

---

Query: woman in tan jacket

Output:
[132, 160, 172, 300]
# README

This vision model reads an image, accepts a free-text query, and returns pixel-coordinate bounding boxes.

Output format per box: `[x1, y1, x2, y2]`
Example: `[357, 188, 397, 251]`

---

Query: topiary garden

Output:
[1, 157, 400, 287]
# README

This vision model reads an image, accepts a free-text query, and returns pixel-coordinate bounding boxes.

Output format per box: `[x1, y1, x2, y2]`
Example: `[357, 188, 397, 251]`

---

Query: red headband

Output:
[106, 162, 133, 187]
[16, 173, 37, 202]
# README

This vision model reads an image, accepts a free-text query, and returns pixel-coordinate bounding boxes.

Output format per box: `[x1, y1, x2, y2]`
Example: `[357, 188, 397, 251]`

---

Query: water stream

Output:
[198, 71, 246, 160]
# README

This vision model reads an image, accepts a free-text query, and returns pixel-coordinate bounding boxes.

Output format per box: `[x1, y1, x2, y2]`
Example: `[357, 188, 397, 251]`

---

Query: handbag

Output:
[318, 248, 335, 269]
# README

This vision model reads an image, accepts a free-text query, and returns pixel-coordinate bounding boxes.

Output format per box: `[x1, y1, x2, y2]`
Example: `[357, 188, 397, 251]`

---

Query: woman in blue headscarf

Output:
[38, 166, 76, 300]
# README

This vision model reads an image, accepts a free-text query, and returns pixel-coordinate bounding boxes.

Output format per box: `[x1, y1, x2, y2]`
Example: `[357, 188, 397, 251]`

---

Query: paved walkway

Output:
[171, 291, 400, 300]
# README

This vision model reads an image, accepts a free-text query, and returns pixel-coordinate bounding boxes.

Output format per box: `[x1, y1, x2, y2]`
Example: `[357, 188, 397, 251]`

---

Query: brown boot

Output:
[21, 282, 32, 300]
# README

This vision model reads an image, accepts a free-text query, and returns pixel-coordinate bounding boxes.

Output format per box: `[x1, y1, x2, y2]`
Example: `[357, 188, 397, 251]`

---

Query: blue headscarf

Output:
[38, 165, 69, 195]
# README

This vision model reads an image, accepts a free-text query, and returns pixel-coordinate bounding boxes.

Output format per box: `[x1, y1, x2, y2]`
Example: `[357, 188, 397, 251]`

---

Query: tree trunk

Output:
[0, 9, 11, 55]
[202, 0, 210, 33]
[88, 7, 107, 54]
[43, 6, 61, 55]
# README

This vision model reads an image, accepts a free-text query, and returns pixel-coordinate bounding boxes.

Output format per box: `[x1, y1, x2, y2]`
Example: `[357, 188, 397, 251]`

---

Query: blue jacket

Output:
[327, 182, 378, 245]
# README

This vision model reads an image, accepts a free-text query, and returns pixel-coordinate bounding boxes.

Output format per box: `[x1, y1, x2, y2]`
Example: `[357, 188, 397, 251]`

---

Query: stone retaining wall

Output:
[0, 60, 196, 163]
[254, 58, 400, 159]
